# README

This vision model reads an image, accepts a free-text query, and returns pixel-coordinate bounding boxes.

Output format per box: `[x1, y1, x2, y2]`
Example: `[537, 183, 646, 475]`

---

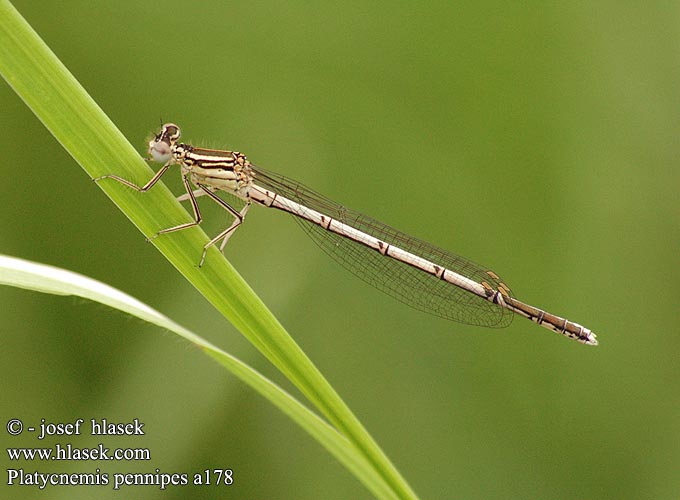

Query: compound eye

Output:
[162, 123, 181, 141]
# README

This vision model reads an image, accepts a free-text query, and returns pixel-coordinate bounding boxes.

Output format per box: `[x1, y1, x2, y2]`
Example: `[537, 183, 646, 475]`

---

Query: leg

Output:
[176, 187, 208, 202]
[94, 163, 171, 192]
[177, 186, 249, 251]
[218, 202, 251, 252]
[97, 162, 203, 240]
[195, 186, 251, 267]
[148, 173, 203, 240]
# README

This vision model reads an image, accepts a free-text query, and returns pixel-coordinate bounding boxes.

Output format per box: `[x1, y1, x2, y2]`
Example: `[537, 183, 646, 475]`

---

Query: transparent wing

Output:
[251, 165, 514, 328]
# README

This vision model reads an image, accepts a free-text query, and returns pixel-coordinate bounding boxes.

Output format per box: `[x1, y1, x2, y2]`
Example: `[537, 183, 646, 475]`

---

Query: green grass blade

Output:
[0, 254, 399, 500]
[0, 1, 418, 498]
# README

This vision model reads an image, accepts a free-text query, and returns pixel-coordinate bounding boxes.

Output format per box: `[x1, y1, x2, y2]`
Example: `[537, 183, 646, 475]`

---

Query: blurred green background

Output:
[1, 1, 678, 499]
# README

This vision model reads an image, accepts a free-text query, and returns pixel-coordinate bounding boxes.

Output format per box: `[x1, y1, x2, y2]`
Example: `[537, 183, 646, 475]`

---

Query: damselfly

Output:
[96, 124, 598, 346]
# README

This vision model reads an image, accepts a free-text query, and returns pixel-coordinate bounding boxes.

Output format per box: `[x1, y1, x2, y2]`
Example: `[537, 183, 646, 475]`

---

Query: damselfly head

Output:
[148, 123, 181, 163]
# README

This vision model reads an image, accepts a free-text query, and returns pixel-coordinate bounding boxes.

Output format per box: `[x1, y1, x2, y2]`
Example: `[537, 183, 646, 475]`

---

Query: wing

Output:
[250, 165, 514, 328]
